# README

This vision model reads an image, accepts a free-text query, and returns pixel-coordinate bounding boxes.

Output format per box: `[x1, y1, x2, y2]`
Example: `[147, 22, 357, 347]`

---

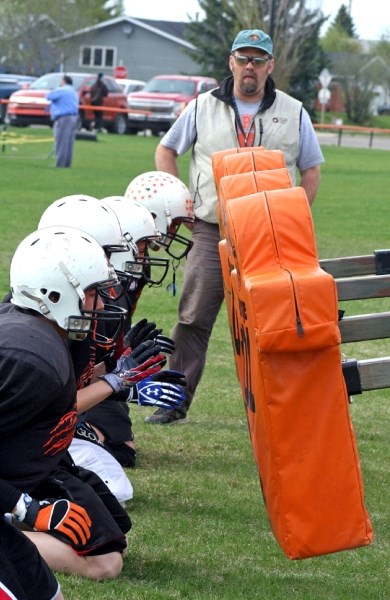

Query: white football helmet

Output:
[10, 226, 127, 342]
[102, 196, 170, 286]
[124, 171, 194, 259]
[38, 195, 129, 254]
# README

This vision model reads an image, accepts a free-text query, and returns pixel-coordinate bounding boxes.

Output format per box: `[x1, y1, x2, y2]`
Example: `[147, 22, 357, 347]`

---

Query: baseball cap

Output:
[231, 29, 273, 56]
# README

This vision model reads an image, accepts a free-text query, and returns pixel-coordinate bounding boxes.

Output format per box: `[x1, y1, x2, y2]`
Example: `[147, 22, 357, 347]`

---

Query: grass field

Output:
[1, 126, 390, 599]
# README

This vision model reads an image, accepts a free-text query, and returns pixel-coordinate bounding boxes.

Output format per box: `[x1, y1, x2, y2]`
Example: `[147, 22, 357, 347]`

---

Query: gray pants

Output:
[169, 219, 225, 409]
[53, 115, 77, 167]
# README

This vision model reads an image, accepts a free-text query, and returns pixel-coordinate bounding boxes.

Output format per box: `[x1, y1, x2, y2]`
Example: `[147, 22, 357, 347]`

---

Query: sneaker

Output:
[144, 407, 188, 425]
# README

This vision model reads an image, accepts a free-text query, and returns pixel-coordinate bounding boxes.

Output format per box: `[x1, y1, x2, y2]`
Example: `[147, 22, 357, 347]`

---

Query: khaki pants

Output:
[169, 219, 225, 409]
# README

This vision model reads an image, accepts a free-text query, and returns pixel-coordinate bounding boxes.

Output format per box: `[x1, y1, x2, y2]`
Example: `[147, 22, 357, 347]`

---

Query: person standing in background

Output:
[151, 29, 325, 424]
[47, 75, 78, 168]
[90, 73, 108, 132]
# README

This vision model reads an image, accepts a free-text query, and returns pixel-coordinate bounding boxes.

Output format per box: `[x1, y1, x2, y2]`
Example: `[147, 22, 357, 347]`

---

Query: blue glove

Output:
[130, 371, 186, 410]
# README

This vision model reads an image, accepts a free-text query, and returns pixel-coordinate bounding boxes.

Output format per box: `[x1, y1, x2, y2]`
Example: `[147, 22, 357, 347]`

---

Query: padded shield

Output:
[214, 148, 373, 559]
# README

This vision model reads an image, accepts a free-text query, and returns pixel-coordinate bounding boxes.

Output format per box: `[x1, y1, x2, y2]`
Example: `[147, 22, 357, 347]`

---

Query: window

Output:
[80, 46, 116, 68]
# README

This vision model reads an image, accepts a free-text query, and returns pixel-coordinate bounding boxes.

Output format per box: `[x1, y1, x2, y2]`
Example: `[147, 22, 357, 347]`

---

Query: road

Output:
[316, 131, 390, 151]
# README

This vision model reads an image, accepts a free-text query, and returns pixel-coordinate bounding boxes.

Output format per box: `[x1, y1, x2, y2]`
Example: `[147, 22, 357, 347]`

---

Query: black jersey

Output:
[70, 334, 96, 390]
[0, 304, 77, 490]
[0, 479, 22, 515]
[0, 518, 60, 600]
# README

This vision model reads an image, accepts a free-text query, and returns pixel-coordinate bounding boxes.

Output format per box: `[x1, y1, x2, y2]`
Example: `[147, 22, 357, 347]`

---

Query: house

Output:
[315, 52, 390, 115]
[57, 16, 201, 82]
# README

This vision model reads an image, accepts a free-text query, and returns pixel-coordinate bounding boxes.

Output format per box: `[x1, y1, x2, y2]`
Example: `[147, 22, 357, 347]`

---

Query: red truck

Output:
[126, 74, 218, 136]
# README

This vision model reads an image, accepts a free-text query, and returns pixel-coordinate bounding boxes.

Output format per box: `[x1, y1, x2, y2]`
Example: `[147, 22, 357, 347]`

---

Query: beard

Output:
[239, 75, 258, 96]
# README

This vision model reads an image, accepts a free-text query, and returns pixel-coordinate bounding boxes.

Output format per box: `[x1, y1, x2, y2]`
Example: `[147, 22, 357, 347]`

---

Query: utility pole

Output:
[269, 0, 276, 39]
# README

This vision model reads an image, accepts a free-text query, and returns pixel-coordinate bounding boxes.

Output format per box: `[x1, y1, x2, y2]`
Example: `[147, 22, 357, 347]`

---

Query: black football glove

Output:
[147, 369, 186, 387]
[155, 334, 175, 356]
[124, 318, 161, 351]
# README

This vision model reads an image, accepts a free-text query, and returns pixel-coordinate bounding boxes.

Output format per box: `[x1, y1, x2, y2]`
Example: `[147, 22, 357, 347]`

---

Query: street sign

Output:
[318, 88, 331, 104]
[114, 65, 128, 79]
[319, 68, 332, 89]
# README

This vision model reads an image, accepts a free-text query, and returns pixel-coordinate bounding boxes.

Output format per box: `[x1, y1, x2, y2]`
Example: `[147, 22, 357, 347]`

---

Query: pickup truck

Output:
[126, 74, 218, 136]
[0, 74, 36, 123]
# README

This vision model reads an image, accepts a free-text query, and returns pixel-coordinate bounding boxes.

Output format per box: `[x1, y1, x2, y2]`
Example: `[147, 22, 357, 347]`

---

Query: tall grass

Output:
[1, 128, 390, 599]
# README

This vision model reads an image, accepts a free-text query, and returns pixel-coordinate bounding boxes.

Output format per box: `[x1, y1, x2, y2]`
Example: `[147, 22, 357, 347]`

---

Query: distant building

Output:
[57, 16, 202, 82]
[315, 52, 390, 115]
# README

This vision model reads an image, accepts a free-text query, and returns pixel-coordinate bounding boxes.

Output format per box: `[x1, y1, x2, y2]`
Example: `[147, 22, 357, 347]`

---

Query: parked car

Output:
[377, 104, 390, 115]
[115, 78, 146, 95]
[6, 72, 128, 134]
[126, 74, 218, 136]
[0, 74, 36, 123]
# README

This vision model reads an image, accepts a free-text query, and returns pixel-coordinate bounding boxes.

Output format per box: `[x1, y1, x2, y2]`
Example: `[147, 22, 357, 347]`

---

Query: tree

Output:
[321, 3, 360, 55]
[184, 0, 237, 82]
[342, 57, 378, 123]
[0, 0, 124, 75]
[185, 0, 327, 114]
[289, 22, 328, 119]
[371, 35, 390, 103]
[319, 3, 382, 123]
[327, 4, 357, 38]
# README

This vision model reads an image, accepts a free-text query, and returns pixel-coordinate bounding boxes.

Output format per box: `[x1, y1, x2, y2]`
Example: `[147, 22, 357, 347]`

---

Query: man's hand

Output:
[24, 498, 92, 546]
[101, 340, 166, 393]
[129, 370, 187, 410]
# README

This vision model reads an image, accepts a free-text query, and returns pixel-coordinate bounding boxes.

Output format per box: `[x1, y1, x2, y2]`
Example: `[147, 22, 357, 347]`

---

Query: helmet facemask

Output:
[154, 220, 194, 259]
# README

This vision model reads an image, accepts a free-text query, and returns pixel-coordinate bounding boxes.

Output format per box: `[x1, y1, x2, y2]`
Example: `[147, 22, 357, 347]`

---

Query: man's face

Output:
[137, 240, 147, 257]
[229, 48, 274, 98]
[83, 288, 104, 312]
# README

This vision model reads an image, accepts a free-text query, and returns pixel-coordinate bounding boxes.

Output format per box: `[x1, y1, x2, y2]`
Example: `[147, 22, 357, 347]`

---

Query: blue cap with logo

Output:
[231, 29, 273, 56]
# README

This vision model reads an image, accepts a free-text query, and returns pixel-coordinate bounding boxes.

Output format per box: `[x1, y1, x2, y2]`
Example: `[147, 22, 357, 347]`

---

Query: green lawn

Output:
[1, 127, 390, 599]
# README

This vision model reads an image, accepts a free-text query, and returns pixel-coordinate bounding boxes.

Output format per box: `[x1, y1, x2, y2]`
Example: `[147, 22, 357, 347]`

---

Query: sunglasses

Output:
[233, 54, 271, 67]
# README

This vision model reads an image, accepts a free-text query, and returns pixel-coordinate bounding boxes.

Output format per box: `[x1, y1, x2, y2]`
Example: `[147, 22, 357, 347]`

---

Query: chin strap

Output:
[166, 258, 179, 296]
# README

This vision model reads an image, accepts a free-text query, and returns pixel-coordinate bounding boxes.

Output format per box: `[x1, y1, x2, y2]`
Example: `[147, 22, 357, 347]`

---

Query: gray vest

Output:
[190, 89, 302, 223]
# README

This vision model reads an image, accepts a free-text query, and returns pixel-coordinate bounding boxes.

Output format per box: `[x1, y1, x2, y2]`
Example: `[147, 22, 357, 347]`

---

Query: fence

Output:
[313, 123, 390, 149]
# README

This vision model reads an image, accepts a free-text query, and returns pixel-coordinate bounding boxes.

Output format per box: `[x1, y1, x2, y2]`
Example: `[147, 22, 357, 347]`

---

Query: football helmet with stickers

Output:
[124, 171, 194, 259]
[10, 226, 127, 342]
[102, 196, 170, 286]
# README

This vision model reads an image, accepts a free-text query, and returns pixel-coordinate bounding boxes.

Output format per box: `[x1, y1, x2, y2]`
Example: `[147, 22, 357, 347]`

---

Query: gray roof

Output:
[136, 18, 189, 39]
[56, 15, 194, 49]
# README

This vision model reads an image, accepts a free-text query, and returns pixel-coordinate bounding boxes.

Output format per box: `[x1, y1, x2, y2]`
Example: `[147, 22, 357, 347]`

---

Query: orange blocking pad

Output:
[217, 170, 292, 238]
[218, 169, 292, 203]
[217, 161, 373, 558]
[212, 147, 286, 189]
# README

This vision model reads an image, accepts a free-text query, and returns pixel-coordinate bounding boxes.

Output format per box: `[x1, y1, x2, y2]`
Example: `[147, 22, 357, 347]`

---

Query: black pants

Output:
[93, 106, 104, 131]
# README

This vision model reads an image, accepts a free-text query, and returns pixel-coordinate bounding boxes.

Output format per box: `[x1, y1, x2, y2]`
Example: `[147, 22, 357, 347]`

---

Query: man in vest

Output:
[150, 28, 324, 424]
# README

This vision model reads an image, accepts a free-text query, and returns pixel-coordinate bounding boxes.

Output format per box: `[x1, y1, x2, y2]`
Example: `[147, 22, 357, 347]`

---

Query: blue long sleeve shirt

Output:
[47, 84, 79, 120]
